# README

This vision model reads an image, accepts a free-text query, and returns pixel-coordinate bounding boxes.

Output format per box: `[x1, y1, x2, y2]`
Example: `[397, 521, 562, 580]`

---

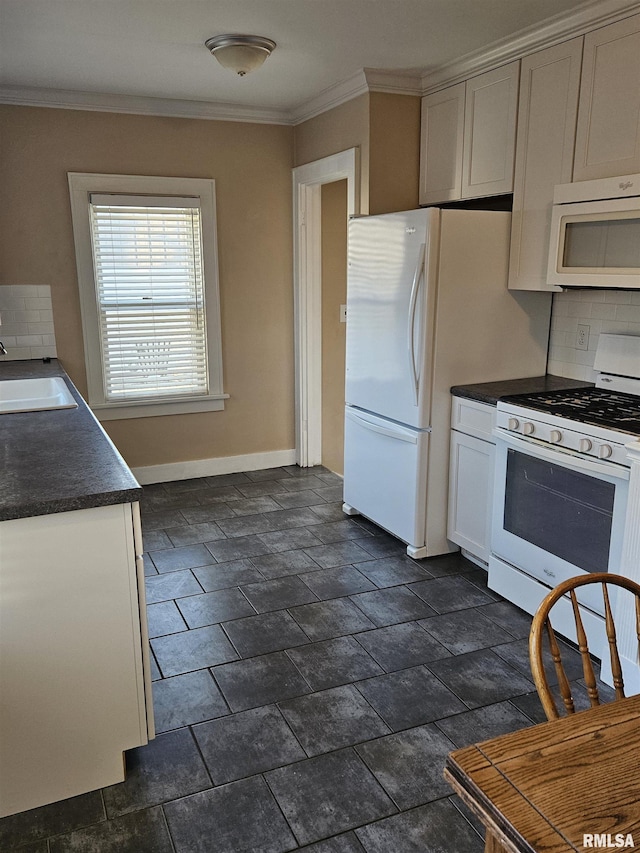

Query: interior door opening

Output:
[292, 148, 359, 469]
[321, 179, 348, 475]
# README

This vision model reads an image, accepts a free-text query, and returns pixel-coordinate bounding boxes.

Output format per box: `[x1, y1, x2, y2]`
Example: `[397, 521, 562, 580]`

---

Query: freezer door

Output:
[343, 407, 429, 548]
[345, 208, 438, 429]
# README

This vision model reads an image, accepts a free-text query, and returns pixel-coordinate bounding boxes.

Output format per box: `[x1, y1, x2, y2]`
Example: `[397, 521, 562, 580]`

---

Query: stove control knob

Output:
[550, 430, 562, 444]
[579, 438, 593, 453]
[523, 422, 535, 436]
[508, 418, 520, 431]
[599, 444, 613, 459]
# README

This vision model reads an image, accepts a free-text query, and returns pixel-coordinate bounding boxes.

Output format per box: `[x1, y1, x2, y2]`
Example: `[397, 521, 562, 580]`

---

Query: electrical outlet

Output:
[576, 324, 590, 351]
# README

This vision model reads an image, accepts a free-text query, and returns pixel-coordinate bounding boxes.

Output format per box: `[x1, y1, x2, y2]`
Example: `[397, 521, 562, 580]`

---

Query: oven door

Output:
[491, 430, 629, 616]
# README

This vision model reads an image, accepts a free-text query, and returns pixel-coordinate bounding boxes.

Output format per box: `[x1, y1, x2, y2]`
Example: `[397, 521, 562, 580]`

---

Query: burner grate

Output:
[501, 388, 640, 435]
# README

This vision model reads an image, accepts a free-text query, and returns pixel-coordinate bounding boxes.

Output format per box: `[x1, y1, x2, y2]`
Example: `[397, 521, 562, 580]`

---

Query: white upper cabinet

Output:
[461, 62, 520, 199]
[508, 39, 583, 291]
[419, 62, 519, 206]
[419, 83, 465, 205]
[573, 13, 640, 182]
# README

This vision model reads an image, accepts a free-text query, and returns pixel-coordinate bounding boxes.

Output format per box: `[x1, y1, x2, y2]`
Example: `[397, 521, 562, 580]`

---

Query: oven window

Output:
[504, 449, 614, 573]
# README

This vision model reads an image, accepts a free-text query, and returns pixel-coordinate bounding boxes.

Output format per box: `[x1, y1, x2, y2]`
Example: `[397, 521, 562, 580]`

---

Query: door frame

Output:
[292, 147, 360, 467]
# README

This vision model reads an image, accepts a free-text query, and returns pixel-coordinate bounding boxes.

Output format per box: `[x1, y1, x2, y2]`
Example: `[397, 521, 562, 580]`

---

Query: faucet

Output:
[0, 342, 6, 355]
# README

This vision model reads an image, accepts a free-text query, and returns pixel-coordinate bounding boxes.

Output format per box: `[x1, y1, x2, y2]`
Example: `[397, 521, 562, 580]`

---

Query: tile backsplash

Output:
[0, 285, 58, 360]
[548, 289, 640, 381]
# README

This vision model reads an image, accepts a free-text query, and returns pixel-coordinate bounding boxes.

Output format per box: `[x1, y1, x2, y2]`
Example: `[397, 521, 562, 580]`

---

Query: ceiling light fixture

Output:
[205, 34, 276, 77]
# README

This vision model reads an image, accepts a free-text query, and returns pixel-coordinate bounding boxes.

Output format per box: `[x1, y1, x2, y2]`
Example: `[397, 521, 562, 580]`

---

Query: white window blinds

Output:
[89, 194, 209, 401]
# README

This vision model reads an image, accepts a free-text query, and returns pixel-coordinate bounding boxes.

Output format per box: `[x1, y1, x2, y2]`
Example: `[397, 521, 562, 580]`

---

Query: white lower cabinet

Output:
[0, 502, 154, 818]
[448, 397, 496, 565]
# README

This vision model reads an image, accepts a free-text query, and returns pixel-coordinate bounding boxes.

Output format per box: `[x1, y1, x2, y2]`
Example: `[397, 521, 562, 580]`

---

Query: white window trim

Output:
[68, 173, 227, 420]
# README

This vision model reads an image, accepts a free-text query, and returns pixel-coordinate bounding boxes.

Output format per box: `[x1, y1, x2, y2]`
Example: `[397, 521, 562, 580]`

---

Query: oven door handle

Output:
[493, 429, 630, 481]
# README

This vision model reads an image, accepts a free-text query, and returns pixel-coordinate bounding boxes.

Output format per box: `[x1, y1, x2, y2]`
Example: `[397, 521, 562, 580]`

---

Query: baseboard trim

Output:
[131, 449, 298, 485]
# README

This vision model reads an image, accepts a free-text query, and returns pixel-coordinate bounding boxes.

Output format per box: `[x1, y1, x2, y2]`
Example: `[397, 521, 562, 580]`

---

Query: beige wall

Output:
[369, 92, 421, 215]
[0, 105, 294, 469]
[293, 91, 421, 216]
[321, 180, 348, 475]
[294, 94, 370, 214]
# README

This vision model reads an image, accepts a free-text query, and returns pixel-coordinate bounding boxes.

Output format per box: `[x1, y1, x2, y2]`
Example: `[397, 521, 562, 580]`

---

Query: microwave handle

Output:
[493, 429, 630, 481]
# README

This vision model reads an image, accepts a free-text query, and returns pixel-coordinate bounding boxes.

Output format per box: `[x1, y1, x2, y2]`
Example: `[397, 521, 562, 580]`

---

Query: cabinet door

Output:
[448, 430, 495, 564]
[509, 39, 583, 291]
[573, 13, 640, 181]
[0, 504, 151, 817]
[461, 61, 520, 198]
[132, 501, 156, 739]
[419, 82, 465, 205]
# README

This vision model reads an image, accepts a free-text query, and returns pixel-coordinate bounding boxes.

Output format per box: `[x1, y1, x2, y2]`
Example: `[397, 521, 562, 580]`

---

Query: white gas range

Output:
[488, 333, 640, 688]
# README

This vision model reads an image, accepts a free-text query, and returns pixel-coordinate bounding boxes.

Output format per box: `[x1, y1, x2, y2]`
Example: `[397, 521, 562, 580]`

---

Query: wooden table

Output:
[445, 694, 640, 853]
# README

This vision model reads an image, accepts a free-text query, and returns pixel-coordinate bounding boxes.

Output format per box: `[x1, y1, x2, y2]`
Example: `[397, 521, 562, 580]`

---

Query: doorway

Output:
[292, 148, 359, 469]
[321, 179, 348, 474]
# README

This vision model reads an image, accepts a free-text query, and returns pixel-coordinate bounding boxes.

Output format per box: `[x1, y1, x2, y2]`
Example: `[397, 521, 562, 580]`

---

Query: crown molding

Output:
[421, 0, 640, 93]
[0, 85, 292, 125]
[363, 69, 423, 97]
[289, 68, 422, 125]
[288, 70, 370, 124]
[0, 71, 422, 128]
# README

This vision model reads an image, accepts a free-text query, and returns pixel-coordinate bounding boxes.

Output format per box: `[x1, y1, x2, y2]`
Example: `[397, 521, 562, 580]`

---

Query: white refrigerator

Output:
[342, 207, 551, 559]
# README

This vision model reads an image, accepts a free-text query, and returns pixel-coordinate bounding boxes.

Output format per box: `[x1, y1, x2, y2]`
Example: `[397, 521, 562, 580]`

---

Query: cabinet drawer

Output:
[451, 396, 495, 441]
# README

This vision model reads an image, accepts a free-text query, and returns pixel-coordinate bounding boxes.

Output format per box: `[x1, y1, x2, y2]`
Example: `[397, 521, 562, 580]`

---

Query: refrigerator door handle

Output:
[346, 408, 423, 443]
[407, 242, 426, 406]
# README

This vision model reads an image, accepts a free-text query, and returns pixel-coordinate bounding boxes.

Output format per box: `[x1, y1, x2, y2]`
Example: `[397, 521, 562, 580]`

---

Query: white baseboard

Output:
[131, 449, 298, 485]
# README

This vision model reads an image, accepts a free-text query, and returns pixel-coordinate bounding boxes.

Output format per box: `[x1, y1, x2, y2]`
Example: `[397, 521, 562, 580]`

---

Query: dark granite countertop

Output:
[0, 359, 141, 521]
[450, 374, 594, 406]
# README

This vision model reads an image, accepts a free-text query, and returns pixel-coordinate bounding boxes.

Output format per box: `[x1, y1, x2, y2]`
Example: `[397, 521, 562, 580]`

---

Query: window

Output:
[68, 174, 226, 419]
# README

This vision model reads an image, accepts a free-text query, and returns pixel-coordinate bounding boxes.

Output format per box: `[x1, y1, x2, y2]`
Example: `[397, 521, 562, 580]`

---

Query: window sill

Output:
[91, 394, 229, 421]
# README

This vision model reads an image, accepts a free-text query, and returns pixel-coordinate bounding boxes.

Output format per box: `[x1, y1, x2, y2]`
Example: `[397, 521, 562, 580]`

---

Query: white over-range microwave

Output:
[547, 172, 640, 288]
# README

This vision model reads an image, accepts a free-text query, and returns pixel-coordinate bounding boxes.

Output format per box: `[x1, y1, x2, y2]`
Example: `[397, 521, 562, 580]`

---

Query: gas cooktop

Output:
[501, 387, 640, 435]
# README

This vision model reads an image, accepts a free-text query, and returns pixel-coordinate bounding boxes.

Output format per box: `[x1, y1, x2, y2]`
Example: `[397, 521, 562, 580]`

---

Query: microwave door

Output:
[547, 197, 640, 288]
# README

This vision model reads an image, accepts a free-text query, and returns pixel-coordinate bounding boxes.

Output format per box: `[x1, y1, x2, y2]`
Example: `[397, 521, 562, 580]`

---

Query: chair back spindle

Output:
[529, 573, 640, 721]
[570, 589, 599, 707]
[602, 583, 626, 700]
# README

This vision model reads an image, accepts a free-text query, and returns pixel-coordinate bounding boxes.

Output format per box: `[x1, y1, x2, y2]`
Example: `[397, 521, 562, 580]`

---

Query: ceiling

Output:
[0, 0, 635, 123]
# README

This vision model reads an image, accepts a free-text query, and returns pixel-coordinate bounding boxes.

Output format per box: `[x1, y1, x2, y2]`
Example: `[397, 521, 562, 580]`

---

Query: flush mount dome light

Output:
[205, 34, 276, 76]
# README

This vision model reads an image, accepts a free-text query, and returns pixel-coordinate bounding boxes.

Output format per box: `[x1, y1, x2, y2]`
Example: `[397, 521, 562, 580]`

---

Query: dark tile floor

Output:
[0, 465, 609, 852]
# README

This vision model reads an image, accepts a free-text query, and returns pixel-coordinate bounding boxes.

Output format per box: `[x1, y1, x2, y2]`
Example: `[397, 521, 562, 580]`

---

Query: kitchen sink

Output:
[0, 377, 78, 414]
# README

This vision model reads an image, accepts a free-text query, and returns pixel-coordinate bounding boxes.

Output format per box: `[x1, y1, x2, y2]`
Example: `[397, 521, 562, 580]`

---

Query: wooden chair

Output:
[529, 573, 640, 721]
